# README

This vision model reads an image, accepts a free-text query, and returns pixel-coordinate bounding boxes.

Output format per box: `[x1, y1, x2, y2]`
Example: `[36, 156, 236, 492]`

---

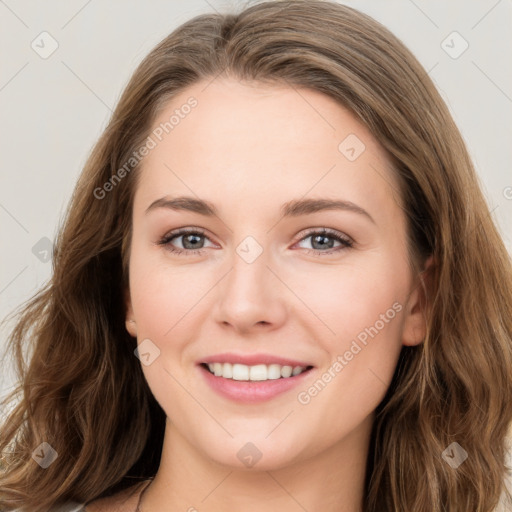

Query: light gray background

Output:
[0, 1, 511, 506]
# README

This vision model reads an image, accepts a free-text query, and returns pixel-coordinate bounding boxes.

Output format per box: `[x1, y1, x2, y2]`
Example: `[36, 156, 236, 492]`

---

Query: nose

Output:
[213, 245, 288, 335]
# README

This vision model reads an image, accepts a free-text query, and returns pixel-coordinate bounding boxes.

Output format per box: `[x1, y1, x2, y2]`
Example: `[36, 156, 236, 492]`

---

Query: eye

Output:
[157, 227, 215, 255]
[157, 227, 353, 257]
[295, 228, 353, 256]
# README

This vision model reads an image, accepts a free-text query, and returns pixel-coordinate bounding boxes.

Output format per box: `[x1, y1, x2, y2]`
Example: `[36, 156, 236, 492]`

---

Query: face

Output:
[125, 78, 427, 470]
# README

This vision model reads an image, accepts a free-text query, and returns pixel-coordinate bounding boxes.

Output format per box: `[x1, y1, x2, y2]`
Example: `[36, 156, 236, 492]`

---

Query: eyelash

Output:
[157, 227, 354, 257]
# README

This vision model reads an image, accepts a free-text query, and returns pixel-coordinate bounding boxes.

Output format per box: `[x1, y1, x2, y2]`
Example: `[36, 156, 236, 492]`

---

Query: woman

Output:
[1, 1, 511, 511]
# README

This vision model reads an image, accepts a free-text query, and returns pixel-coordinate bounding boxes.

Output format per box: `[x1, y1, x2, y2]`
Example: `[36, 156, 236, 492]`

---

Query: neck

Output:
[141, 415, 373, 512]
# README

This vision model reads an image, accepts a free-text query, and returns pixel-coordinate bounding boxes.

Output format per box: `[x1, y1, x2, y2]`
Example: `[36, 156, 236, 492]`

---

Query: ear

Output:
[401, 255, 434, 347]
[124, 288, 137, 338]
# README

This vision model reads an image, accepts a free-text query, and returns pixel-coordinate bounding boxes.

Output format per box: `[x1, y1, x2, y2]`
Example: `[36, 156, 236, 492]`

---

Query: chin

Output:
[194, 430, 309, 472]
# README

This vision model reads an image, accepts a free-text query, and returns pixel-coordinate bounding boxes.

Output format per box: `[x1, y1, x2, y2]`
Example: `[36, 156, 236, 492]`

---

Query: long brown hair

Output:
[1, 1, 511, 510]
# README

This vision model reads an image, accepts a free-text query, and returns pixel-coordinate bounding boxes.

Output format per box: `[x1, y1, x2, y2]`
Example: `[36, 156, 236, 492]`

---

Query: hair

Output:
[1, 1, 511, 510]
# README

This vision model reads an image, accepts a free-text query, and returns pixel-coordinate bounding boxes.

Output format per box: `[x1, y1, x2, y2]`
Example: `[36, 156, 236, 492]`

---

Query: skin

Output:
[122, 77, 428, 512]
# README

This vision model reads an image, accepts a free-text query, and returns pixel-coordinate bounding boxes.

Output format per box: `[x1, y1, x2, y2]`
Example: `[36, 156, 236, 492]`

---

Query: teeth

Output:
[292, 366, 303, 376]
[267, 364, 282, 380]
[281, 365, 292, 378]
[205, 362, 308, 380]
[249, 364, 267, 381]
[232, 363, 249, 381]
[222, 362, 233, 378]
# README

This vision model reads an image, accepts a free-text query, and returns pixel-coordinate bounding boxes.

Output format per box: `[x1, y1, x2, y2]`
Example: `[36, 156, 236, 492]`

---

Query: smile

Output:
[202, 362, 312, 381]
[198, 356, 315, 403]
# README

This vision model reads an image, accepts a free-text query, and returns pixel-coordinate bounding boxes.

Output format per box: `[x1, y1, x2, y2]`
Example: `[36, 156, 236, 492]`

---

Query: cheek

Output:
[337, 269, 405, 346]
[296, 263, 407, 426]
[128, 240, 213, 340]
[287, 253, 407, 347]
[290, 254, 407, 410]
[127, 248, 212, 412]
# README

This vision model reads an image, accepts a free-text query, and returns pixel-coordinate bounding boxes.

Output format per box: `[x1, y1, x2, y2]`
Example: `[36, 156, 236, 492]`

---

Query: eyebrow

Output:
[145, 196, 375, 224]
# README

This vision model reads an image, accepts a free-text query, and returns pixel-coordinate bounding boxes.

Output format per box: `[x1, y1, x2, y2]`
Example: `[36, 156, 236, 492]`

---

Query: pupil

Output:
[183, 234, 202, 249]
[313, 235, 333, 250]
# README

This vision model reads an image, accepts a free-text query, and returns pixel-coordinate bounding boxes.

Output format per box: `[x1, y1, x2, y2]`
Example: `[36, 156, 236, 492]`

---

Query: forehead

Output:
[135, 78, 402, 218]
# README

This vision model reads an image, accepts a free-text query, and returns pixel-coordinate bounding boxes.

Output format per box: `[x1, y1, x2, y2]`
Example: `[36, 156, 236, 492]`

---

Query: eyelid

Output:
[158, 226, 215, 247]
[160, 226, 207, 239]
[294, 226, 353, 245]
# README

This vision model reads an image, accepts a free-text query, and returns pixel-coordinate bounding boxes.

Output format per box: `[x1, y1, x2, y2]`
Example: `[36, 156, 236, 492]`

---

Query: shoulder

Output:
[84, 480, 151, 512]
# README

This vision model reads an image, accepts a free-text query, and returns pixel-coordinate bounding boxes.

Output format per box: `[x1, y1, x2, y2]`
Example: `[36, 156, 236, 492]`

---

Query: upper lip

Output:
[199, 353, 314, 368]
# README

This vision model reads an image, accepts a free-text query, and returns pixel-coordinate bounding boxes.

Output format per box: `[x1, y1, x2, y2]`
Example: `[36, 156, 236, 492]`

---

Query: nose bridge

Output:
[225, 234, 271, 301]
[213, 232, 287, 330]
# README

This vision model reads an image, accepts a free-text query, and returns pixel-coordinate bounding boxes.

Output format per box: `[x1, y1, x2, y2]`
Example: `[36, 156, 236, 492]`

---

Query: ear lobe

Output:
[401, 255, 434, 347]
[124, 288, 137, 338]
[125, 318, 137, 337]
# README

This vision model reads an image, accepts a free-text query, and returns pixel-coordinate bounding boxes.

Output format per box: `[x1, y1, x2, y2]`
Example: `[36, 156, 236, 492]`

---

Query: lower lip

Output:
[198, 365, 314, 404]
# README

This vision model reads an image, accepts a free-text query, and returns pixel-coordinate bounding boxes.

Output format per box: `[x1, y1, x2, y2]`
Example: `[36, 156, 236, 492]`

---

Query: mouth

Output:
[200, 362, 314, 381]
[197, 356, 315, 403]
